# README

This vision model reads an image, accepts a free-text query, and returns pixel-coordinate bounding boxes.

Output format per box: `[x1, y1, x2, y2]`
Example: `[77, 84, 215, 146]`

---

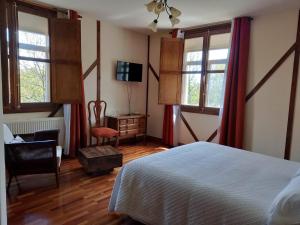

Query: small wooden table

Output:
[78, 145, 123, 174]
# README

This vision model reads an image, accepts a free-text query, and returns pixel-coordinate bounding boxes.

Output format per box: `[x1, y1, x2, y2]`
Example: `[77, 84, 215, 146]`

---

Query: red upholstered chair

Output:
[88, 100, 119, 147]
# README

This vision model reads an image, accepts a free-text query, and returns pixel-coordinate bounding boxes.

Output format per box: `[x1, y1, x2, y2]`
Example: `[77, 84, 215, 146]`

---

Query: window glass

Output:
[205, 33, 230, 108]
[19, 60, 51, 103]
[17, 11, 50, 103]
[205, 73, 225, 108]
[182, 37, 203, 106]
[181, 73, 201, 106]
[183, 37, 203, 69]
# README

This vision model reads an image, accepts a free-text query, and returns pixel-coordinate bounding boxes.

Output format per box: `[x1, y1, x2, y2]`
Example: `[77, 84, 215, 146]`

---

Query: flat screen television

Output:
[116, 61, 143, 82]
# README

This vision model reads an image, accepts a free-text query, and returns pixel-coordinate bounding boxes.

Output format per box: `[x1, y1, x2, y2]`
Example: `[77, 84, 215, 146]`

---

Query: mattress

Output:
[109, 142, 300, 225]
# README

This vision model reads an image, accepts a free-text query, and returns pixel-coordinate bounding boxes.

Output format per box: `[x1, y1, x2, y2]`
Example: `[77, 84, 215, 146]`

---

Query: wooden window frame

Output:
[181, 23, 231, 116]
[2, 1, 57, 114]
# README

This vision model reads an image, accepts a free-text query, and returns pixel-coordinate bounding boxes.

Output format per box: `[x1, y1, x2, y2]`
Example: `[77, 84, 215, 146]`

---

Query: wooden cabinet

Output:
[107, 114, 146, 141]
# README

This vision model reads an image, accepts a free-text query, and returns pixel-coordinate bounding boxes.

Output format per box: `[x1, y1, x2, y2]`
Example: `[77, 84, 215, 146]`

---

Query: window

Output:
[1, 2, 56, 113]
[18, 12, 51, 103]
[181, 24, 231, 115]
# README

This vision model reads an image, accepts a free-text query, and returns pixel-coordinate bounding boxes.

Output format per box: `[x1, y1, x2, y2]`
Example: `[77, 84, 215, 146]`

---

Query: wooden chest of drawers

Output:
[107, 114, 146, 141]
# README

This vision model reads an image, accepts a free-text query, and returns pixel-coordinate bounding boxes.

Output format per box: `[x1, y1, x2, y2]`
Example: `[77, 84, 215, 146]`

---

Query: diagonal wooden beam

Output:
[83, 59, 97, 80]
[246, 43, 296, 102]
[180, 112, 199, 142]
[149, 63, 159, 81]
[284, 10, 300, 160]
[206, 129, 218, 142]
[48, 104, 63, 117]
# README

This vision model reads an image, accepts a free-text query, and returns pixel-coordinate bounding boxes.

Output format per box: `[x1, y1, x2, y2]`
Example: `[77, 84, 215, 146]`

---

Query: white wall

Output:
[101, 21, 148, 116]
[0, 44, 8, 225]
[245, 9, 300, 161]
[80, 16, 148, 144]
[147, 33, 167, 138]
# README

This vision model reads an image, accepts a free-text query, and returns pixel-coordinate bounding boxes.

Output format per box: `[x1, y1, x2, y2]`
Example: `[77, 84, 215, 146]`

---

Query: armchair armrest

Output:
[5, 140, 57, 148]
[15, 133, 35, 142]
[34, 129, 60, 144]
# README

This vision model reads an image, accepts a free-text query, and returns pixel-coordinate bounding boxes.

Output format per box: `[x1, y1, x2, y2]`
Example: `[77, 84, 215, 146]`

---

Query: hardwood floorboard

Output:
[7, 142, 166, 225]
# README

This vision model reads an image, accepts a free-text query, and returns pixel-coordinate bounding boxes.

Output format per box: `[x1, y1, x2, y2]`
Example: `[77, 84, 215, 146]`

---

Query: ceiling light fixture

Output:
[145, 0, 182, 32]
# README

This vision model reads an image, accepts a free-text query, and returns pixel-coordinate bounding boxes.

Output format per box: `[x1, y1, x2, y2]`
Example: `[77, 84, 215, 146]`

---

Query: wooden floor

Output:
[7, 143, 167, 225]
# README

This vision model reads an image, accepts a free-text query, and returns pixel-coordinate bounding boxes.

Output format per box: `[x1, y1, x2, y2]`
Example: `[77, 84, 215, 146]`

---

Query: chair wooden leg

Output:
[7, 175, 12, 193]
[115, 136, 119, 147]
[102, 137, 105, 145]
[14, 175, 21, 191]
[55, 171, 59, 188]
[96, 137, 100, 146]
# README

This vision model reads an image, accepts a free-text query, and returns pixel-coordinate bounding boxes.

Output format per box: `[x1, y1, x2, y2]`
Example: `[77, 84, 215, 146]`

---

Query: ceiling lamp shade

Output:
[145, 0, 182, 32]
[145, 0, 157, 12]
[170, 7, 181, 18]
[149, 19, 158, 32]
[154, 2, 165, 14]
[169, 15, 180, 27]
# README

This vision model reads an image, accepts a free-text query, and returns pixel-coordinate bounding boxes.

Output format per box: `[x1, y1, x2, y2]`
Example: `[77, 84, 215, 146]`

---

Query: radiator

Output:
[5, 117, 65, 147]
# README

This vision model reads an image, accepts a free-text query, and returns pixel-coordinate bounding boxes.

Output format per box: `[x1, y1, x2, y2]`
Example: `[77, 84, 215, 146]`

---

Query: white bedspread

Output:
[109, 142, 300, 225]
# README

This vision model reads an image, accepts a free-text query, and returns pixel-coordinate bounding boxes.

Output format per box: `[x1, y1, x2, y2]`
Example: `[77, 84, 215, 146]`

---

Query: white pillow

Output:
[3, 124, 14, 144]
[267, 175, 300, 225]
[10, 135, 25, 143]
[295, 169, 300, 177]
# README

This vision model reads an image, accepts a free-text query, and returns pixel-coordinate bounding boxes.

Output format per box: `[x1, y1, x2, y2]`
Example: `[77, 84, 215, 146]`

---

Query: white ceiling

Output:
[37, 0, 300, 33]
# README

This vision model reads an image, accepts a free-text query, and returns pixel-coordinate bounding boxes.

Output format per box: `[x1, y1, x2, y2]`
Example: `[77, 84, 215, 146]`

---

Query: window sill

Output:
[181, 105, 220, 116]
[4, 103, 57, 114]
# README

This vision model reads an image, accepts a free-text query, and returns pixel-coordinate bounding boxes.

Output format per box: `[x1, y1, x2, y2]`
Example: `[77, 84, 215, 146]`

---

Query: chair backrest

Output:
[88, 100, 107, 129]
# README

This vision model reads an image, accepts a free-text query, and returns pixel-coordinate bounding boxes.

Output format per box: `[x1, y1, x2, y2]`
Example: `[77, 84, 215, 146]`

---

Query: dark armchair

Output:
[4, 127, 62, 192]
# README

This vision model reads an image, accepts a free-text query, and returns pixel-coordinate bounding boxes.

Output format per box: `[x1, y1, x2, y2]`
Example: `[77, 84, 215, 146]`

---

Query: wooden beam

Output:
[284, 10, 300, 160]
[145, 36, 150, 137]
[246, 43, 296, 102]
[149, 63, 159, 81]
[96, 20, 101, 101]
[48, 104, 63, 117]
[206, 129, 218, 142]
[0, 0, 9, 107]
[83, 59, 97, 80]
[180, 112, 199, 142]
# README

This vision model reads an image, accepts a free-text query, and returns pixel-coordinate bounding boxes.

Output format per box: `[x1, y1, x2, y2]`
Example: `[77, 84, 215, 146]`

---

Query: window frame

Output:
[2, 1, 57, 114]
[181, 23, 231, 115]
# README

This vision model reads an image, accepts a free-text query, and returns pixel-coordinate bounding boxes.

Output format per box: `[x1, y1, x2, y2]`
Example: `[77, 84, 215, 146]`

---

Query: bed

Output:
[109, 142, 300, 225]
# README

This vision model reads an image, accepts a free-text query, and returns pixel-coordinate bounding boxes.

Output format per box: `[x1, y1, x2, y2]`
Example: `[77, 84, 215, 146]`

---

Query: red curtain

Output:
[162, 105, 174, 146]
[162, 30, 179, 146]
[219, 17, 251, 149]
[69, 10, 87, 157]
